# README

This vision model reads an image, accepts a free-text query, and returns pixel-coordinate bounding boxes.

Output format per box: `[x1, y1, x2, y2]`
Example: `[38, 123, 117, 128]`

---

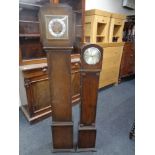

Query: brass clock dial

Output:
[83, 47, 101, 65]
[45, 15, 68, 40]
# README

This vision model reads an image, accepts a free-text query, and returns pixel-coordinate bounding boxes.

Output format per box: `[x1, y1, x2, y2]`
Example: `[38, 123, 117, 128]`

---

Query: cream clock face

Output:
[83, 47, 101, 65]
[45, 15, 68, 39]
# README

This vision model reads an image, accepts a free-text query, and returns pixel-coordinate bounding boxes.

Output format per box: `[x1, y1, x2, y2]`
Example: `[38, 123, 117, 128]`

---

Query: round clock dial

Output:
[83, 47, 101, 65]
[48, 18, 66, 38]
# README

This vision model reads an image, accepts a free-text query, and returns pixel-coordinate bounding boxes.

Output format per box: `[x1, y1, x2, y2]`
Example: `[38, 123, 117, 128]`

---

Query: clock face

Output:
[83, 47, 101, 65]
[45, 15, 68, 40]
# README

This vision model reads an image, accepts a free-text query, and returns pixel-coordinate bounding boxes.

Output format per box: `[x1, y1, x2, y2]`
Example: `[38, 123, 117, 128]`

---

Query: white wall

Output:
[86, 0, 135, 15]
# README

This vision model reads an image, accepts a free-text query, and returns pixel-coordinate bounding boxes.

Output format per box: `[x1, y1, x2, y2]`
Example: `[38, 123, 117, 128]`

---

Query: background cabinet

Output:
[85, 9, 111, 43]
[20, 55, 81, 123]
[99, 43, 124, 88]
[119, 15, 135, 79]
[84, 9, 126, 88]
[109, 13, 126, 43]
[119, 42, 135, 79]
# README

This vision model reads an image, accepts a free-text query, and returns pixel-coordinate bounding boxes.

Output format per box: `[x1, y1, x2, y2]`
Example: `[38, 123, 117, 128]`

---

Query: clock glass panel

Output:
[83, 47, 101, 65]
[45, 15, 68, 39]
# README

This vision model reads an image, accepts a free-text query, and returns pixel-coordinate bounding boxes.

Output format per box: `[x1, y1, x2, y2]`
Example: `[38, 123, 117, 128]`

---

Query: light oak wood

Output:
[99, 43, 124, 88]
[109, 13, 126, 43]
[85, 9, 111, 43]
[85, 9, 111, 17]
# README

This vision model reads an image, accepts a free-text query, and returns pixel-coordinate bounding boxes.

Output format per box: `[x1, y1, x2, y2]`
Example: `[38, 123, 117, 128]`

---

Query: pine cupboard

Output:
[84, 9, 126, 88]
[98, 43, 124, 88]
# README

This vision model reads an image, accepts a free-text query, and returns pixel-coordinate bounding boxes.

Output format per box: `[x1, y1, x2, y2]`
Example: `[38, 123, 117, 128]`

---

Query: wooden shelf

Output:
[76, 25, 82, 27]
[74, 10, 82, 13]
[19, 20, 39, 24]
[19, 2, 41, 10]
[19, 34, 40, 37]
[96, 35, 105, 37]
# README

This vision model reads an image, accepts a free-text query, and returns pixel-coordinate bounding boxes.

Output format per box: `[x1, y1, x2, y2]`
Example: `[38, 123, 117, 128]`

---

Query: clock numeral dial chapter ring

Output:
[83, 47, 101, 65]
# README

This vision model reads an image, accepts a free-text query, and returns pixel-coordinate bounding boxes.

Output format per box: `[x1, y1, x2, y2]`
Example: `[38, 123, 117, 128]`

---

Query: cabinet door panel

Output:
[31, 79, 51, 112]
[120, 43, 135, 77]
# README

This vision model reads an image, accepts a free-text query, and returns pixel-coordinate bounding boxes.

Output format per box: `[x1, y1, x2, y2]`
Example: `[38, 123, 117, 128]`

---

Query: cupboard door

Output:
[120, 43, 135, 77]
[31, 79, 51, 112]
[25, 76, 51, 116]
[99, 46, 123, 88]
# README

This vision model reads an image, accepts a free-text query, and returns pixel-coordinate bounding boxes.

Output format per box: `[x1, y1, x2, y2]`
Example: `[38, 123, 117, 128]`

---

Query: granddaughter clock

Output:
[39, 3, 75, 152]
[78, 44, 103, 151]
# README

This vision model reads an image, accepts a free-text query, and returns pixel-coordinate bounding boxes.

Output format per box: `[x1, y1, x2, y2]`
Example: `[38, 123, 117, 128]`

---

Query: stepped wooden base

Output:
[78, 125, 96, 149]
[51, 122, 74, 151]
[52, 148, 75, 153]
[76, 148, 97, 152]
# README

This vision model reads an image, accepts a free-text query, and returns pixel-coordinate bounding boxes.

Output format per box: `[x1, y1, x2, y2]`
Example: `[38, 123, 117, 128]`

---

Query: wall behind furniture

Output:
[86, 0, 135, 15]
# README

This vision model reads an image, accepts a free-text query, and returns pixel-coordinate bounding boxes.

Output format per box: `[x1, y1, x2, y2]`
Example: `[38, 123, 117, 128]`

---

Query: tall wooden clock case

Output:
[39, 3, 75, 151]
[78, 44, 103, 150]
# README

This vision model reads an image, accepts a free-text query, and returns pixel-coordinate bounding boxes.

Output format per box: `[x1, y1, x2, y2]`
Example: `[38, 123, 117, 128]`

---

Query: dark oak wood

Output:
[52, 122, 73, 149]
[47, 51, 72, 121]
[22, 67, 51, 119]
[80, 72, 99, 125]
[78, 126, 96, 149]
[80, 44, 103, 125]
[119, 42, 135, 79]
[20, 55, 80, 124]
[39, 3, 76, 151]
[19, 0, 48, 65]
[78, 44, 103, 150]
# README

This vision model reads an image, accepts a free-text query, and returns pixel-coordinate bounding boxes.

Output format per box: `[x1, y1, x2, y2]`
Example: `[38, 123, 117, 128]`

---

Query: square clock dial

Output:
[45, 15, 68, 40]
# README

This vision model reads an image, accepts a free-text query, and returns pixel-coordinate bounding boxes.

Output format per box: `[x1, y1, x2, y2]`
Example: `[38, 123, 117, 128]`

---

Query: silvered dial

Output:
[48, 18, 66, 38]
[83, 47, 101, 65]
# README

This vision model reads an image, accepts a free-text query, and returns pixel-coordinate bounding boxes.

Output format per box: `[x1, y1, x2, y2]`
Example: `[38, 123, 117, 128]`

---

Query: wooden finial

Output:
[50, 0, 59, 4]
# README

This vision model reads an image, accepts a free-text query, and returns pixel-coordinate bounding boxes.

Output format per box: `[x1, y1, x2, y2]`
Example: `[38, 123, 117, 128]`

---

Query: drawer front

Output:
[95, 15, 109, 23]
[114, 19, 123, 25]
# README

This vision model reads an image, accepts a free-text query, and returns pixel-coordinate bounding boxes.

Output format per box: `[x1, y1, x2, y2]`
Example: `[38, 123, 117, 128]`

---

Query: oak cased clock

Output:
[78, 44, 103, 150]
[39, 4, 75, 152]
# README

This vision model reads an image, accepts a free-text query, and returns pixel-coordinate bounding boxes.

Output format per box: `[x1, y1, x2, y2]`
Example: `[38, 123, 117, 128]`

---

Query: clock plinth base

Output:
[52, 148, 75, 153]
[77, 125, 96, 149]
[76, 148, 97, 152]
[51, 122, 74, 150]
